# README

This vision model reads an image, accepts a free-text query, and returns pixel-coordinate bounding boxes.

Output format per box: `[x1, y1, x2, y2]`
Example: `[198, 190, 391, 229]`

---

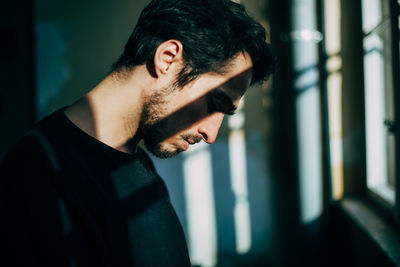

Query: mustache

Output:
[182, 134, 203, 144]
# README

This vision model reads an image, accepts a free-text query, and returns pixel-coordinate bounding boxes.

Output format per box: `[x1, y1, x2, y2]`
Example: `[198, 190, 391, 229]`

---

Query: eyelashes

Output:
[206, 95, 220, 113]
[206, 91, 236, 115]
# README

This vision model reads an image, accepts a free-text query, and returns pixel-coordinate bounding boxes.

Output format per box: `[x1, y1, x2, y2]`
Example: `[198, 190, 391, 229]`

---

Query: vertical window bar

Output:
[316, 0, 333, 208]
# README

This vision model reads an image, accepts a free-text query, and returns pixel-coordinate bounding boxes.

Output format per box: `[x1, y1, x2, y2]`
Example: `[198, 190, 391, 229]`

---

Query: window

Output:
[325, 0, 400, 215]
[362, 0, 397, 205]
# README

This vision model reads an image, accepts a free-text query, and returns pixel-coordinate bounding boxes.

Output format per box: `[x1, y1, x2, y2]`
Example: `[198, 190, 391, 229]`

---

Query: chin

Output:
[146, 141, 183, 159]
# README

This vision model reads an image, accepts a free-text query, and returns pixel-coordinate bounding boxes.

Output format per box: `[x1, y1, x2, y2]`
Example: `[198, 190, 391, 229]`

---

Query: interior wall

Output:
[0, 1, 35, 161]
[35, 0, 149, 119]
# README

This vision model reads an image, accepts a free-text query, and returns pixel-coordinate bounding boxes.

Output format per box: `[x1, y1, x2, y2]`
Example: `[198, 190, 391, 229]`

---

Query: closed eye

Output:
[206, 89, 237, 115]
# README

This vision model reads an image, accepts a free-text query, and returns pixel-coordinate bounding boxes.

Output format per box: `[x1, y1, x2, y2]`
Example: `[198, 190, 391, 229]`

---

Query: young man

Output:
[0, 0, 275, 266]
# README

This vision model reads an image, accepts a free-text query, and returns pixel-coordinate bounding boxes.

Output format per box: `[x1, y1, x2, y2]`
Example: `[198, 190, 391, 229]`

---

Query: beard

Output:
[139, 85, 190, 158]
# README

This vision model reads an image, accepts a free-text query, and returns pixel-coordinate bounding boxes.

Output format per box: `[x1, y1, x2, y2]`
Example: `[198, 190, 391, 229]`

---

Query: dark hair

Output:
[112, 0, 275, 86]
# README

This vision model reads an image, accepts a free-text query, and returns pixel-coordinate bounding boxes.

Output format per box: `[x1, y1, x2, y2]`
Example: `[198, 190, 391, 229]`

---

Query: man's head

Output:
[139, 50, 254, 158]
[112, 0, 275, 158]
[112, 0, 275, 86]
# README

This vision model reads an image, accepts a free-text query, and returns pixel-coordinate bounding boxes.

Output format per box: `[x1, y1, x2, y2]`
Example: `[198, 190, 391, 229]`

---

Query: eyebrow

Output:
[210, 89, 237, 115]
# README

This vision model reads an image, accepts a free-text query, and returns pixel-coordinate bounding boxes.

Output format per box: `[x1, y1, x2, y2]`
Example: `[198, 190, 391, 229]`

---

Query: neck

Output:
[64, 66, 151, 154]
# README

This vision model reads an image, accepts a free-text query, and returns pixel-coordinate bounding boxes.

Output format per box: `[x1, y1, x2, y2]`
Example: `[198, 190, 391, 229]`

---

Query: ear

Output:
[153, 40, 183, 77]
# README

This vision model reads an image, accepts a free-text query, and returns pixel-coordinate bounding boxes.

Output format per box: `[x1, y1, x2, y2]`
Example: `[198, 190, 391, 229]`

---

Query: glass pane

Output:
[362, 0, 383, 33]
[362, 0, 390, 34]
[363, 18, 396, 204]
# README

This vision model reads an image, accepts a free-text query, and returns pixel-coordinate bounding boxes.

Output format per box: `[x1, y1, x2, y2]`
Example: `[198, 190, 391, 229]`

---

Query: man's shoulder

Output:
[1, 108, 72, 173]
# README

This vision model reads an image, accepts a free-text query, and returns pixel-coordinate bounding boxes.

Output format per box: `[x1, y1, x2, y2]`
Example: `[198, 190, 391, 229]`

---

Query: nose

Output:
[197, 113, 224, 144]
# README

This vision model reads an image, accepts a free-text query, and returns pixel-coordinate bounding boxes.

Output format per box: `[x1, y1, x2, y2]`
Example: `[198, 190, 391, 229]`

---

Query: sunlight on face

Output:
[140, 52, 253, 158]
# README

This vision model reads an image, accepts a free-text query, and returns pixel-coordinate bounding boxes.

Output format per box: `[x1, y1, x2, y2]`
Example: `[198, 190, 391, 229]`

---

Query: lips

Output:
[183, 140, 189, 150]
[185, 135, 203, 144]
[183, 139, 197, 151]
[182, 135, 202, 151]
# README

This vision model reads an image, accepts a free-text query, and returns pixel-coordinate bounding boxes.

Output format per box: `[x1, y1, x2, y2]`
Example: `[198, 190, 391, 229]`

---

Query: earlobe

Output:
[153, 40, 183, 77]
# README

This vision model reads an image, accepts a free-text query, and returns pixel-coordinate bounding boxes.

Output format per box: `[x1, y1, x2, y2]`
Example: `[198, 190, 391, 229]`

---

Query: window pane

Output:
[362, 0, 389, 33]
[363, 15, 396, 204]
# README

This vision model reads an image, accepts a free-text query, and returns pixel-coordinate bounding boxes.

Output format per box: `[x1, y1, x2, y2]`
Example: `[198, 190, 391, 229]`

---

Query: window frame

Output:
[321, 0, 400, 228]
[389, 0, 400, 227]
[359, 0, 400, 228]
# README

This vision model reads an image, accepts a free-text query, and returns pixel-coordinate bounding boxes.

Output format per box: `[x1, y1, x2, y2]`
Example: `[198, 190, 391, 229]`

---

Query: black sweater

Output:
[0, 109, 191, 267]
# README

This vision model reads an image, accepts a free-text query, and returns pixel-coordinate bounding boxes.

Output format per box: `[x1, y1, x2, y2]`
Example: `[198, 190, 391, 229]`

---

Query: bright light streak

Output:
[183, 143, 217, 267]
[296, 87, 323, 223]
[328, 72, 344, 200]
[325, 0, 343, 200]
[228, 97, 251, 254]
[229, 129, 252, 254]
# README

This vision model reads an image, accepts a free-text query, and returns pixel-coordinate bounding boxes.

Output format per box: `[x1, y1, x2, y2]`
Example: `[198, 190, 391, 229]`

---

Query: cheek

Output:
[170, 95, 208, 126]
[145, 88, 210, 138]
